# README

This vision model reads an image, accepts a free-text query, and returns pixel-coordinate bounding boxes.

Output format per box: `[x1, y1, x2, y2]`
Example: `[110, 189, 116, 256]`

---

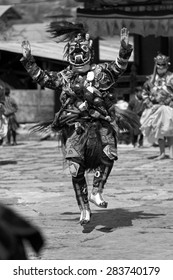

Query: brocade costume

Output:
[21, 22, 138, 225]
[141, 53, 173, 144]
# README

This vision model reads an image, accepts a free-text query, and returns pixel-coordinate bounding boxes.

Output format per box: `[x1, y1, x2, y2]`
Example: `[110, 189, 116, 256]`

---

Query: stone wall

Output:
[10, 88, 55, 123]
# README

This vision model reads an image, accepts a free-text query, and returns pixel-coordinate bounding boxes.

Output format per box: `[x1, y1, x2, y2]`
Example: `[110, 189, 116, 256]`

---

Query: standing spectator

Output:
[0, 84, 5, 106]
[4, 88, 19, 145]
[140, 53, 173, 159]
[0, 84, 8, 145]
[128, 86, 145, 147]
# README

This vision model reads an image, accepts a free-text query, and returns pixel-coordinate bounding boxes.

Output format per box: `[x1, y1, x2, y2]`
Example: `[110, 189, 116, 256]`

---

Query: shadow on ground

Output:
[147, 155, 170, 160]
[0, 160, 17, 165]
[62, 208, 165, 234]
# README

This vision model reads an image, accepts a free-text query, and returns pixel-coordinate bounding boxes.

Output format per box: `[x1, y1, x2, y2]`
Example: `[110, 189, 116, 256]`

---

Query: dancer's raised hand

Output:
[21, 40, 31, 58]
[120, 27, 129, 48]
[119, 27, 133, 59]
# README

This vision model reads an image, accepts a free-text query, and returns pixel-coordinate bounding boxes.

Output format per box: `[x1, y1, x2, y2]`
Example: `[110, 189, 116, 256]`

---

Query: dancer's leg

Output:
[0, 138, 3, 146]
[132, 133, 138, 147]
[12, 130, 17, 145]
[89, 162, 113, 208]
[7, 129, 11, 144]
[138, 133, 143, 147]
[69, 160, 91, 225]
[167, 136, 173, 159]
[156, 138, 166, 159]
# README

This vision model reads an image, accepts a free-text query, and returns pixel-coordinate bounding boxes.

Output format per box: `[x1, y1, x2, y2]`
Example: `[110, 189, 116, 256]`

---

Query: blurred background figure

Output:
[0, 203, 44, 260]
[128, 86, 145, 147]
[141, 53, 173, 159]
[116, 95, 130, 145]
[4, 87, 19, 146]
[116, 95, 129, 110]
[0, 85, 5, 110]
[0, 85, 8, 146]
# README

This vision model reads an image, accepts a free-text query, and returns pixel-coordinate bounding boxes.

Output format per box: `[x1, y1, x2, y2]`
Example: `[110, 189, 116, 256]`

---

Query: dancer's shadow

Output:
[61, 209, 165, 234]
[82, 208, 164, 234]
[147, 155, 169, 160]
[0, 160, 17, 165]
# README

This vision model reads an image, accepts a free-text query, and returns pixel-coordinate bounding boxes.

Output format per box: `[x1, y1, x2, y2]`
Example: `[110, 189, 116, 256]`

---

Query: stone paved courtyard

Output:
[1, 137, 173, 260]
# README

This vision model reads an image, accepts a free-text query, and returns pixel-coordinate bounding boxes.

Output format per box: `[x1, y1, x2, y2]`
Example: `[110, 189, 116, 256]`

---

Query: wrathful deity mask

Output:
[66, 33, 93, 66]
[47, 21, 93, 67]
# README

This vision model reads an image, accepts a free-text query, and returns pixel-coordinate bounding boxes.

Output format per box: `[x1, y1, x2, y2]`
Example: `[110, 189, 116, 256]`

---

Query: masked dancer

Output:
[141, 53, 173, 160]
[21, 22, 138, 225]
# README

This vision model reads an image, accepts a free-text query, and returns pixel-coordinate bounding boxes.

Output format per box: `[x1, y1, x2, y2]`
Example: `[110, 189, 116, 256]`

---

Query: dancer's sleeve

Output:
[114, 36, 133, 74]
[141, 78, 154, 108]
[20, 55, 63, 90]
[101, 29, 133, 82]
[0, 85, 5, 116]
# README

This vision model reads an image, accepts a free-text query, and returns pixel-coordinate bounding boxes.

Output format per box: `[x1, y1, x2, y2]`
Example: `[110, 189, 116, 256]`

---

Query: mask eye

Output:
[69, 46, 75, 54]
[157, 63, 166, 66]
[81, 45, 89, 52]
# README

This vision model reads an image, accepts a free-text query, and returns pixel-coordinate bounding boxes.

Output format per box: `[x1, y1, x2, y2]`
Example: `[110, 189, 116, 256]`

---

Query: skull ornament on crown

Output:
[47, 21, 94, 67]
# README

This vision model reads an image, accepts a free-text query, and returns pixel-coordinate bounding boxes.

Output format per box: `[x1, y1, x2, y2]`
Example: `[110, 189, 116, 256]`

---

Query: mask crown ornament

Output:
[47, 21, 93, 67]
[154, 53, 170, 69]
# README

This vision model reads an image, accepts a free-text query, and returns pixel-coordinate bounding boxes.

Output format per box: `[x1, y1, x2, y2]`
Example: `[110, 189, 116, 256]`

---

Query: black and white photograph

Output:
[0, 0, 173, 278]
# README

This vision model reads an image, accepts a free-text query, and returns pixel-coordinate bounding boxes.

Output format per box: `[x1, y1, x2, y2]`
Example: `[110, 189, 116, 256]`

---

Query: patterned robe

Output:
[21, 55, 137, 169]
[141, 71, 173, 142]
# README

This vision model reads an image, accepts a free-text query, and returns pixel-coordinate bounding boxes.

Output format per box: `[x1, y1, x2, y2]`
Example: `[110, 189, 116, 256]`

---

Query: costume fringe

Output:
[47, 21, 87, 42]
[29, 106, 140, 137]
[83, 122, 103, 170]
[29, 120, 53, 135]
[114, 105, 140, 132]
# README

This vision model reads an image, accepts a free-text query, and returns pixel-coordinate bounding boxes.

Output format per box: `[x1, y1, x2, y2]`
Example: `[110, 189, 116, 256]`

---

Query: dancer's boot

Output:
[70, 162, 91, 225]
[89, 187, 108, 208]
[79, 203, 91, 225]
[89, 164, 113, 208]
